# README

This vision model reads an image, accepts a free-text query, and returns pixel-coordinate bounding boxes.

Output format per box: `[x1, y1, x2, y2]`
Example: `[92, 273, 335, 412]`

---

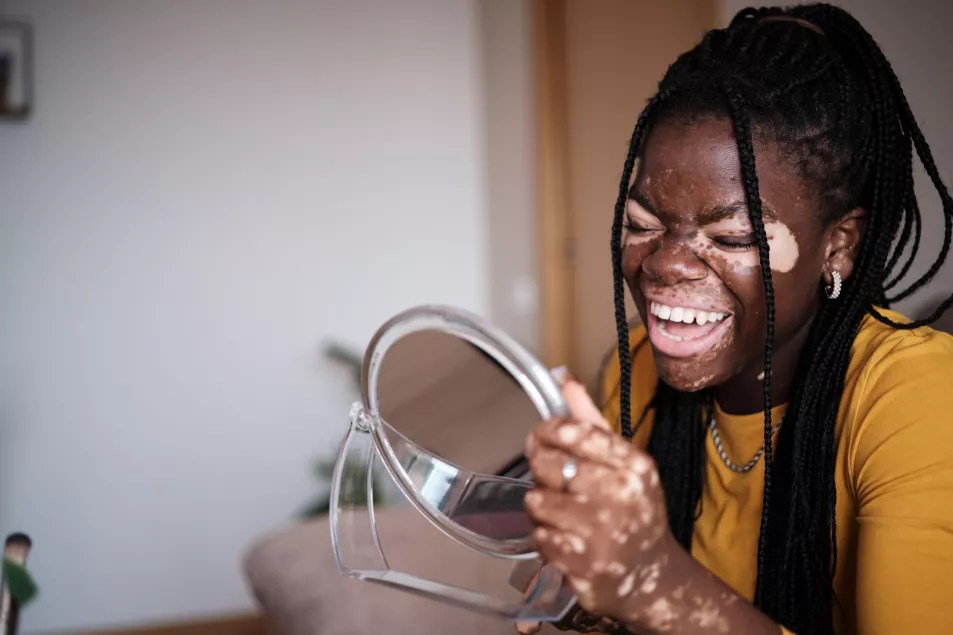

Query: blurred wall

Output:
[0, 0, 489, 631]
[480, 0, 538, 353]
[720, 0, 953, 317]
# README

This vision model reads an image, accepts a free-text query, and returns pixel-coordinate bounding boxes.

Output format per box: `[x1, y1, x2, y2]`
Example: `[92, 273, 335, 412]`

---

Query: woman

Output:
[520, 4, 953, 635]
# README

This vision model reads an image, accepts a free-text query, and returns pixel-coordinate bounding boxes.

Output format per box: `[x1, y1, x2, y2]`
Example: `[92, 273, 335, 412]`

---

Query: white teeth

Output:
[650, 302, 728, 325]
[656, 321, 682, 341]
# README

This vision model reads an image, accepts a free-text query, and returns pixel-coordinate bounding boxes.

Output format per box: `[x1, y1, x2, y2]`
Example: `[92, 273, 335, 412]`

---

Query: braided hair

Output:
[610, 5, 953, 634]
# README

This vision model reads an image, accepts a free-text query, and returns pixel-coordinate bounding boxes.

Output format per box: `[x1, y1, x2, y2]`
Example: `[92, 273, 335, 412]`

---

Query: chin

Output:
[644, 313, 741, 392]
[653, 356, 726, 393]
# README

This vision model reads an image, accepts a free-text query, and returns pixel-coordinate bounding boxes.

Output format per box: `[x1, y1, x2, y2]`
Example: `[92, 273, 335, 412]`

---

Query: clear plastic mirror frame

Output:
[329, 304, 578, 622]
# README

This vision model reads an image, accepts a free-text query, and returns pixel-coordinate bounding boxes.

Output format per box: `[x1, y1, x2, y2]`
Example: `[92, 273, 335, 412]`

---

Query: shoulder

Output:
[847, 308, 953, 405]
[599, 323, 657, 436]
[850, 307, 953, 370]
[845, 308, 953, 510]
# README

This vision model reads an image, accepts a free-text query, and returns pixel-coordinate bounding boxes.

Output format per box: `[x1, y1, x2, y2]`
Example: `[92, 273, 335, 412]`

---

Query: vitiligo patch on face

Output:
[624, 204, 801, 273]
[705, 215, 800, 273]
[763, 220, 799, 273]
[623, 200, 664, 248]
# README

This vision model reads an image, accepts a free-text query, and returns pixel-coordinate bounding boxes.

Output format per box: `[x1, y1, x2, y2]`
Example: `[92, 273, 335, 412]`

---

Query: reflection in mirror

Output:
[375, 330, 541, 544]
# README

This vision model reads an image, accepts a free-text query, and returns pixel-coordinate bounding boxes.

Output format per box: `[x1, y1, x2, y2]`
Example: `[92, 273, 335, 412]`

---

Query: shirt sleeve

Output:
[850, 333, 953, 634]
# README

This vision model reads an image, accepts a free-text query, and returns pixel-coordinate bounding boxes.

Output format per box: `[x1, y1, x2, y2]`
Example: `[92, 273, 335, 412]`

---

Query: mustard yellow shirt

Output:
[600, 309, 953, 634]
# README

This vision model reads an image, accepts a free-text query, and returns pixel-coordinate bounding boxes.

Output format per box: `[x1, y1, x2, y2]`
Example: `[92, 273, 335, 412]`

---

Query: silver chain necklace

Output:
[708, 411, 783, 473]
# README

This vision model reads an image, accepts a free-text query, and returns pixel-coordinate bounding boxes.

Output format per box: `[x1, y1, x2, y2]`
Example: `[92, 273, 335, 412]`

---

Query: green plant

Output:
[2, 557, 37, 607]
[299, 455, 386, 517]
[299, 341, 386, 518]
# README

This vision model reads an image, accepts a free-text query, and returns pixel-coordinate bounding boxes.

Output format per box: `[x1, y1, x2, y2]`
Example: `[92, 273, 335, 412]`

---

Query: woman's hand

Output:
[522, 376, 672, 624]
[517, 603, 630, 634]
[520, 378, 782, 635]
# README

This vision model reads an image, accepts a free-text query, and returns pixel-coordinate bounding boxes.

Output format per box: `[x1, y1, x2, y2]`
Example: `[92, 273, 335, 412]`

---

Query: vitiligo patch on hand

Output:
[645, 597, 678, 632]
[557, 424, 584, 444]
[617, 570, 638, 596]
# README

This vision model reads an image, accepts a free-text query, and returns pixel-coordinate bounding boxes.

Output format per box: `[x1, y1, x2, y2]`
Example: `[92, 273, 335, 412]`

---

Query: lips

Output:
[645, 299, 734, 358]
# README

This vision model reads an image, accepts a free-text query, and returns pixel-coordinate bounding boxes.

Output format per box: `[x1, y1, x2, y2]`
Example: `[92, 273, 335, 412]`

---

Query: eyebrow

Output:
[627, 187, 659, 215]
[627, 186, 778, 224]
[703, 201, 778, 224]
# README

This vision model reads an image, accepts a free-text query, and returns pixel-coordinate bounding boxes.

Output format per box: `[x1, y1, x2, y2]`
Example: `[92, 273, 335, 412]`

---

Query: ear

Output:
[823, 207, 868, 285]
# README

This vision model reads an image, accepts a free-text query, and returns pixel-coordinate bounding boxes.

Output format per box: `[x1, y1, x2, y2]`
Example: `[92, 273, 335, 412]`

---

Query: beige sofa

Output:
[244, 506, 562, 635]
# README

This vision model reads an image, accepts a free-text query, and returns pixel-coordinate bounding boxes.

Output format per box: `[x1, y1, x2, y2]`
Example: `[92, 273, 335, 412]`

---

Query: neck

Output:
[715, 314, 816, 415]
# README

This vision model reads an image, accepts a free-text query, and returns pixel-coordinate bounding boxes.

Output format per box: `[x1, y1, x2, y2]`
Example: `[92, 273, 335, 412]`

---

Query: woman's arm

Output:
[523, 378, 785, 635]
[611, 532, 780, 634]
[846, 338, 953, 634]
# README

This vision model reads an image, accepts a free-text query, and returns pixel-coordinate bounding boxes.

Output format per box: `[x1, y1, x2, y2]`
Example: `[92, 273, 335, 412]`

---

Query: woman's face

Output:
[622, 116, 834, 393]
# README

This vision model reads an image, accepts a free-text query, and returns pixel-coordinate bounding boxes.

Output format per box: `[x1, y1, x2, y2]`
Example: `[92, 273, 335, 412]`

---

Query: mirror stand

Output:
[328, 305, 578, 622]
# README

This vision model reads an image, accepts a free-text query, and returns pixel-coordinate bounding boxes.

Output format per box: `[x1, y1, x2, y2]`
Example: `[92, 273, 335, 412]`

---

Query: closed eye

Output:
[712, 235, 758, 250]
[624, 221, 663, 234]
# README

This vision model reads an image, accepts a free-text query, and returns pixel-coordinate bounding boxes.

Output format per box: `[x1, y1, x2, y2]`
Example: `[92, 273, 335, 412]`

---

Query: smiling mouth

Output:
[646, 301, 733, 358]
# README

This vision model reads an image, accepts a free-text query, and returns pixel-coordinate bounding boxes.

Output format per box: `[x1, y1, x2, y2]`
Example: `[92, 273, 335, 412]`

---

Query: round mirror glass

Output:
[375, 329, 541, 546]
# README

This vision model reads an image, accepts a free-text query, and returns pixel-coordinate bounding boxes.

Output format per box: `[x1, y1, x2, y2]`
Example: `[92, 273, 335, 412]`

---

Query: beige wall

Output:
[0, 1, 490, 631]
[480, 0, 540, 353]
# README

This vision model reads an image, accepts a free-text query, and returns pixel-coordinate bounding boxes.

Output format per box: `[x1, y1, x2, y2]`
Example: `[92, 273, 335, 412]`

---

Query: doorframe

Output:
[531, 1, 718, 378]
[532, 0, 575, 370]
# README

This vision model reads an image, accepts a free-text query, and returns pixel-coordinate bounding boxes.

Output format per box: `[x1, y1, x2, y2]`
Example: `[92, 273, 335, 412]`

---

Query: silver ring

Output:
[561, 458, 579, 491]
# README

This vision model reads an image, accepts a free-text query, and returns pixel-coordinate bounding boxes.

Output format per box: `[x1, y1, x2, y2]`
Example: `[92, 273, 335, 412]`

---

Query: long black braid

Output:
[609, 5, 953, 634]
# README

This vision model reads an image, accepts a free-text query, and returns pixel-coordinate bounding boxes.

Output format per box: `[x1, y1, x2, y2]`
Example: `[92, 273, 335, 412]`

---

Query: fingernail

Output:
[550, 365, 572, 387]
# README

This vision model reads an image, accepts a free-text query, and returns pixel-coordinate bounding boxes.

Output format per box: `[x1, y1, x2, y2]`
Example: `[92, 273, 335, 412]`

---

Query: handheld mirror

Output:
[329, 304, 578, 622]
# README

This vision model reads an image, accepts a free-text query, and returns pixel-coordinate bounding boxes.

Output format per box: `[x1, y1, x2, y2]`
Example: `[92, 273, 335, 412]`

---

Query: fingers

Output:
[562, 380, 611, 431]
[527, 446, 613, 494]
[532, 526, 592, 574]
[509, 560, 542, 593]
[515, 621, 541, 635]
[526, 420, 650, 469]
[551, 366, 610, 431]
[525, 417, 591, 458]
[527, 447, 654, 506]
[534, 420, 651, 473]
[524, 488, 593, 534]
[515, 570, 542, 634]
[526, 418, 624, 468]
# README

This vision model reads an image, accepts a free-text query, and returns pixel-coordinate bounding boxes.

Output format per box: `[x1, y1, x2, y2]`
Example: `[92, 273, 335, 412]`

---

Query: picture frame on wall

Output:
[0, 18, 33, 120]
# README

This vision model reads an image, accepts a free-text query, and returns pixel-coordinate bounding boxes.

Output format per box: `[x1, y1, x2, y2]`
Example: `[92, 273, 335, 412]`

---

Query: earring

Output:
[825, 270, 842, 300]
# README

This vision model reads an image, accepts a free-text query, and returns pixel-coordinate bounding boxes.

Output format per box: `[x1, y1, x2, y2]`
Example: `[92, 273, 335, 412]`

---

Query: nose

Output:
[641, 237, 708, 285]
